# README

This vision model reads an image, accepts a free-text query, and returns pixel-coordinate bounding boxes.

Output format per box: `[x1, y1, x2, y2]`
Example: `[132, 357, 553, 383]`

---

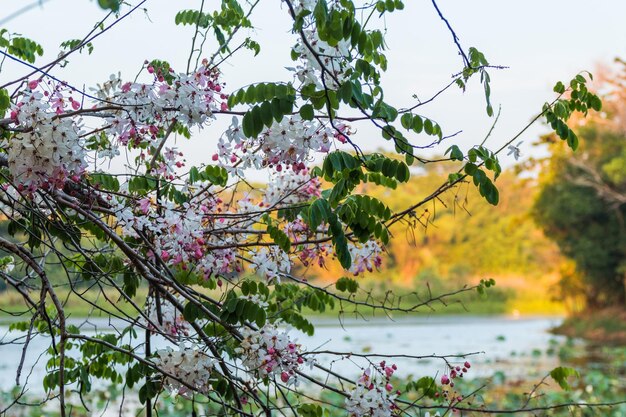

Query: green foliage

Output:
[545, 73, 601, 151]
[3, 35, 44, 64]
[445, 144, 464, 161]
[230, 83, 297, 137]
[266, 223, 291, 252]
[298, 404, 326, 417]
[476, 278, 496, 295]
[335, 276, 359, 293]
[220, 292, 267, 327]
[60, 39, 93, 55]
[97, 0, 121, 12]
[550, 366, 580, 390]
[175, 9, 212, 28]
[0, 88, 10, 117]
[456, 47, 493, 116]
[405, 376, 438, 398]
[337, 195, 391, 243]
[229, 83, 296, 107]
[269, 283, 335, 333]
[534, 100, 626, 307]
[90, 173, 120, 192]
[305, 198, 351, 268]
[242, 97, 295, 137]
[128, 175, 158, 195]
[187, 165, 229, 186]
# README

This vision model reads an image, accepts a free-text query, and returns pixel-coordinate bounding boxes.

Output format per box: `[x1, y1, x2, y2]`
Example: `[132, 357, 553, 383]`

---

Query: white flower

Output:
[263, 169, 321, 207]
[248, 247, 292, 282]
[239, 294, 269, 308]
[507, 141, 523, 161]
[345, 367, 398, 417]
[7, 91, 85, 191]
[348, 241, 383, 275]
[216, 115, 343, 173]
[154, 345, 214, 395]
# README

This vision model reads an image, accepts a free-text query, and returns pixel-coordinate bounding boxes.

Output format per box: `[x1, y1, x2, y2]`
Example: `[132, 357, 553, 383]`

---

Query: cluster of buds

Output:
[437, 361, 472, 407]
[440, 361, 471, 388]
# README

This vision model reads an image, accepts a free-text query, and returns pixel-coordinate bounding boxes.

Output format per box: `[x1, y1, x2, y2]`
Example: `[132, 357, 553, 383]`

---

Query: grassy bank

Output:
[552, 308, 626, 344]
[0, 286, 150, 322]
[0, 275, 565, 322]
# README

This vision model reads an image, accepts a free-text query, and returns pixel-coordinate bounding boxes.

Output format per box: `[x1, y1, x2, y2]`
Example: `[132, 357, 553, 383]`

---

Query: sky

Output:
[1, 0, 626, 173]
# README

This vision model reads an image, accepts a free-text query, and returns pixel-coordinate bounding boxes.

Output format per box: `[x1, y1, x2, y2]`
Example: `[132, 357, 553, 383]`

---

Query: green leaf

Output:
[566, 129, 579, 151]
[183, 302, 201, 322]
[553, 81, 566, 94]
[313, 0, 328, 28]
[97, 0, 121, 12]
[90, 173, 120, 192]
[550, 366, 580, 390]
[299, 104, 315, 121]
[424, 118, 433, 135]
[267, 224, 291, 252]
[242, 112, 255, 137]
[400, 113, 413, 130]
[0, 89, 10, 117]
[335, 277, 359, 293]
[395, 161, 410, 182]
[260, 101, 274, 127]
[411, 115, 423, 133]
[446, 145, 464, 161]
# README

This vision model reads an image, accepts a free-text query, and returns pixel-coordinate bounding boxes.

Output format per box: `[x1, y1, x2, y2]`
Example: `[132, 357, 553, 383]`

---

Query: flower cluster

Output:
[262, 168, 321, 206]
[291, 28, 351, 89]
[5, 89, 85, 191]
[154, 345, 214, 396]
[216, 115, 347, 175]
[248, 246, 292, 282]
[289, 0, 352, 90]
[146, 296, 191, 338]
[111, 192, 240, 279]
[236, 324, 309, 384]
[346, 363, 399, 417]
[438, 360, 472, 406]
[348, 241, 384, 275]
[99, 62, 227, 149]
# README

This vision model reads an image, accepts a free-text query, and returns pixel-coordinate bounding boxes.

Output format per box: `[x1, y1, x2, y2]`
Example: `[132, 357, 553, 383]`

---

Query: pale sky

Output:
[2, 0, 626, 172]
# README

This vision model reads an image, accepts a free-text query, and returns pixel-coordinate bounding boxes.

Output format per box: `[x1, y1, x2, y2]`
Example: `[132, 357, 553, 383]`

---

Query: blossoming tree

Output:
[0, 0, 606, 416]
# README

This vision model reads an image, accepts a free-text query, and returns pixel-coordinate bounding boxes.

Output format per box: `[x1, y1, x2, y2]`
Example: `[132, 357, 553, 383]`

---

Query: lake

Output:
[0, 315, 566, 393]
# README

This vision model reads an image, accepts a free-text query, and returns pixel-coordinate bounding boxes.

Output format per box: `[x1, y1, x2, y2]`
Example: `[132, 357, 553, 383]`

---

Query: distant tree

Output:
[534, 63, 626, 308]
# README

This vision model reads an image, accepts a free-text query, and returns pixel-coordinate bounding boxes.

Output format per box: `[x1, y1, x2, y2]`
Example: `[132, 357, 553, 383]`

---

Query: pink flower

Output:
[138, 197, 151, 214]
[27, 79, 39, 89]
